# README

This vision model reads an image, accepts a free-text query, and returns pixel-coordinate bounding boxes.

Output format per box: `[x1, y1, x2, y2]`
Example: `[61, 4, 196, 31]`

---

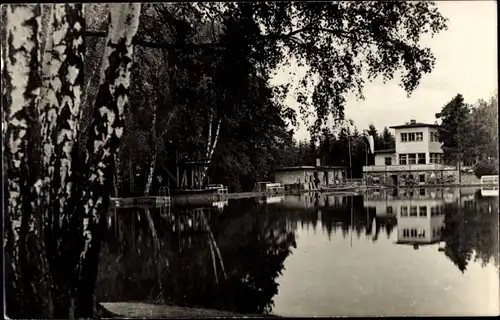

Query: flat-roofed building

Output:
[363, 119, 458, 186]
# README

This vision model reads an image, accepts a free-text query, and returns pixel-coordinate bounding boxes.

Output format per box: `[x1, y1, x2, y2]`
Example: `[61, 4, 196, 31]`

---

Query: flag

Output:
[367, 135, 375, 154]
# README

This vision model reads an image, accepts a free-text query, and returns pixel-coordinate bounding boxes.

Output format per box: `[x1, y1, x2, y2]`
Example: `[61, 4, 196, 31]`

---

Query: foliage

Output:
[435, 94, 473, 164]
[436, 92, 498, 166]
[212, 1, 448, 136]
[380, 127, 396, 150]
[473, 158, 499, 178]
[469, 92, 498, 161]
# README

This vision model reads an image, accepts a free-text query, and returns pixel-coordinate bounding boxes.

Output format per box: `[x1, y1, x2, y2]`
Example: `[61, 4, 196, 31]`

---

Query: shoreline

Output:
[110, 183, 495, 208]
[100, 302, 277, 318]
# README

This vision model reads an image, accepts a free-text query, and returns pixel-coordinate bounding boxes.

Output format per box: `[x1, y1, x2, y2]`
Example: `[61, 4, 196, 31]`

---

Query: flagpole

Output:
[348, 138, 353, 182]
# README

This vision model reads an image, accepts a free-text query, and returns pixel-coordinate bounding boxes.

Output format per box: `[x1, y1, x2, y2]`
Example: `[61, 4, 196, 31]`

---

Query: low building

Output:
[274, 164, 348, 190]
[363, 120, 458, 186]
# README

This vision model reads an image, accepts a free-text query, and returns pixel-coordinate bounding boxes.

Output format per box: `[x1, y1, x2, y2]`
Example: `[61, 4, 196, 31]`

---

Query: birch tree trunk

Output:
[4, 3, 142, 318]
[37, 5, 86, 318]
[201, 118, 221, 185]
[144, 104, 157, 196]
[3, 4, 54, 318]
[75, 4, 141, 318]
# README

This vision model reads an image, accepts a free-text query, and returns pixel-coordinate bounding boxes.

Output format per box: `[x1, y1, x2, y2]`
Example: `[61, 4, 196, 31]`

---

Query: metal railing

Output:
[159, 186, 170, 197]
[206, 184, 229, 196]
[481, 175, 499, 186]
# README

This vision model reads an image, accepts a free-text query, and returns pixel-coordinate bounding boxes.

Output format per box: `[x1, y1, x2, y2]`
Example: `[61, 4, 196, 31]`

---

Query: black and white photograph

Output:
[1, 1, 498, 318]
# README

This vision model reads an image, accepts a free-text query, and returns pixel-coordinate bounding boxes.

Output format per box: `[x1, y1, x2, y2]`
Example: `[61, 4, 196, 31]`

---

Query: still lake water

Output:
[97, 188, 499, 316]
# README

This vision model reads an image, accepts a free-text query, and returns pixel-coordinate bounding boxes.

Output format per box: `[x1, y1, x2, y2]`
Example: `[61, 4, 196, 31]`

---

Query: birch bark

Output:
[201, 118, 221, 184]
[144, 104, 157, 196]
[3, 4, 53, 318]
[75, 3, 141, 318]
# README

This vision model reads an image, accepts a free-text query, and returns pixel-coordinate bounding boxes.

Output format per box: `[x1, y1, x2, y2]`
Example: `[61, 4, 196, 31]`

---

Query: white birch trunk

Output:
[76, 4, 141, 318]
[80, 2, 141, 259]
[144, 105, 157, 196]
[206, 114, 213, 159]
[4, 4, 54, 318]
[201, 118, 221, 184]
[39, 4, 85, 230]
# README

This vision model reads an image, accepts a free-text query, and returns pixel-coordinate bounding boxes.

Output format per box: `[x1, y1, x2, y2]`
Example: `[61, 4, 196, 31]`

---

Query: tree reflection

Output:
[96, 199, 297, 315]
[440, 192, 499, 272]
[285, 195, 397, 242]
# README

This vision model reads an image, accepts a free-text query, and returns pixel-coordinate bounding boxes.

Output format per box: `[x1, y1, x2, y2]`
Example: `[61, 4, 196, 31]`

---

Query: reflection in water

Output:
[97, 200, 296, 314]
[97, 188, 499, 316]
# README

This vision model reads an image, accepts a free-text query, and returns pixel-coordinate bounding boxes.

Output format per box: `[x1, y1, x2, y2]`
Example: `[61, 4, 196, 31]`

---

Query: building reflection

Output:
[363, 188, 467, 248]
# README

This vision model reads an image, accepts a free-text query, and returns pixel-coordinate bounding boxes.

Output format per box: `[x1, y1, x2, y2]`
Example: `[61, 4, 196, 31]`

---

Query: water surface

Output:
[97, 188, 499, 316]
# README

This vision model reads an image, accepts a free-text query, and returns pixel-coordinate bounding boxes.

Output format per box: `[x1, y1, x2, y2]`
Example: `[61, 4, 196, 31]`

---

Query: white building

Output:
[363, 120, 458, 186]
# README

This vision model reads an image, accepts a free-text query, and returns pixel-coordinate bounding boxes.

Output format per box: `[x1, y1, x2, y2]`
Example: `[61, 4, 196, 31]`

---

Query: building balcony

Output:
[362, 164, 455, 172]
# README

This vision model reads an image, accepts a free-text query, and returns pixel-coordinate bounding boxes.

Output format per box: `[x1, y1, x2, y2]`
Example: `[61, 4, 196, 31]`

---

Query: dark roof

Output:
[374, 149, 395, 154]
[390, 123, 439, 129]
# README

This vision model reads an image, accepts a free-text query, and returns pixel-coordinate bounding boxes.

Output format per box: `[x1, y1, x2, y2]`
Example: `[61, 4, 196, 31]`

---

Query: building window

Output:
[409, 133, 416, 141]
[411, 229, 417, 237]
[385, 157, 392, 165]
[430, 153, 444, 164]
[419, 188, 426, 196]
[418, 153, 426, 164]
[399, 154, 407, 165]
[387, 206, 393, 215]
[408, 154, 417, 164]
[419, 206, 427, 217]
[408, 174, 414, 181]
[430, 131, 439, 142]
[416, 132, 423, 141]
[401, 133, 408, 142]
[401, 206, 408, 216]
[419, 174, 425, 183]
[410, 206, 418, 216]
[403, 229, 409, 238]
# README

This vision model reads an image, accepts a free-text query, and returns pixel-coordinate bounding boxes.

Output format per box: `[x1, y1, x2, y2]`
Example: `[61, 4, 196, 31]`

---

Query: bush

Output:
[474, 159, 499, 178]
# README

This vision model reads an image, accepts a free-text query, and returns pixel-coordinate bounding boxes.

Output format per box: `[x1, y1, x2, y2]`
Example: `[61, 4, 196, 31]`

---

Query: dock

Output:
[110, 196, 171, 208]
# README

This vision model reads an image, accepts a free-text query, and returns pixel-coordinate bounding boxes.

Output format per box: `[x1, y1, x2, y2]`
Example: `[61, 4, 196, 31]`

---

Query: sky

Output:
[271, 1, 498, 142]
